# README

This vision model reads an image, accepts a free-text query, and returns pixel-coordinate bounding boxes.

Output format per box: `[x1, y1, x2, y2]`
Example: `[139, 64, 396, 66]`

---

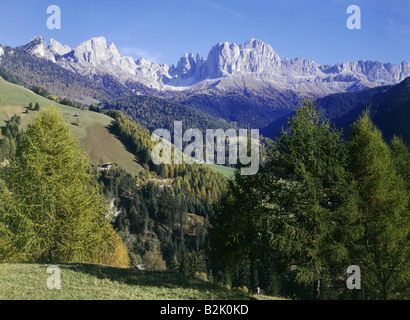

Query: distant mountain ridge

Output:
[1, 36, 409, 133]
[0, 47, 129, 103]
[16, 36, 410, 97]
[261, 77, 410, 145]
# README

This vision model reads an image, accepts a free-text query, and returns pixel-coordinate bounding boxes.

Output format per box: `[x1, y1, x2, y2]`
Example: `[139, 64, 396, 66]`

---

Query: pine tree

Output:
[1, 108, 129, 267]
[259, 100, 359, 299]
[390, 136, 410, 192]
[348, 112, 409, 299]
[210, 151, 268, 293]
[210, 132, 271, 292]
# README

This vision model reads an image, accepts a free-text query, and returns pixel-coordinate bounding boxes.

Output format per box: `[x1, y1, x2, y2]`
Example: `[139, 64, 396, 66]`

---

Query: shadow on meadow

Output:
[59, 263, 253, 300]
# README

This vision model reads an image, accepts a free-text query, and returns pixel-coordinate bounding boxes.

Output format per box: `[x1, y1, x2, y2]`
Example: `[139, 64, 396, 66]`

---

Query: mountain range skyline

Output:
[1, 0, 409, 66]
[26, 34, 410, 67]
[14, 35, 410, 97]
[10, 32, 410, 69]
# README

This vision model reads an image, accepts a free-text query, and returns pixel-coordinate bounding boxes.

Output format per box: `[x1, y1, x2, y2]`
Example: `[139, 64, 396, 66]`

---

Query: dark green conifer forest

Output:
[209, 101, 409, 299]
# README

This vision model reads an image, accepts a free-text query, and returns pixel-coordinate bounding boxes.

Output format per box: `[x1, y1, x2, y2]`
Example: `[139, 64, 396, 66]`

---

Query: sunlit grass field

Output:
[0, 263, 284, 300]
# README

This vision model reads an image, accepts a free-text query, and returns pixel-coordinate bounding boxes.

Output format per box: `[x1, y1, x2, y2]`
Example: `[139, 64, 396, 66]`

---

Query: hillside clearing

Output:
[206, 163, 235, 178]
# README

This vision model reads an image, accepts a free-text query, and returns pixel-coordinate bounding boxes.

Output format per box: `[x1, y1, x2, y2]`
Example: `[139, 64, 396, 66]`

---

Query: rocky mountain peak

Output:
[171, 52, 197, 79]
[242, 38, 277, 56]
[203, 39, 281, 78]
[74, 37, 111, 61]
[108, 42, 119, 55]
[30, 35, 45, 44]
[24, 36, 56, 62]
[19, 36, 410, 96]
[48, 38, 71, 56]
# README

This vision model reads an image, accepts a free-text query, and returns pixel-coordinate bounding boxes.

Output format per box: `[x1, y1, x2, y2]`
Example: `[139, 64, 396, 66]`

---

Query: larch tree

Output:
[209, 168, 267, 292]
[390, 136, 410, 192]
[259, 100, 360, 299]
[348, 112, 409, 299]
[1, 107, 129, 267]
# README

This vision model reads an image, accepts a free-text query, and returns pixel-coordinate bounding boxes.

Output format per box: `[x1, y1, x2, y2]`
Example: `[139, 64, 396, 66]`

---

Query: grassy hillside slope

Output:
[0, 76, 144, 175]
[0, 264, 282, 300]
[0, 77, 235, 178]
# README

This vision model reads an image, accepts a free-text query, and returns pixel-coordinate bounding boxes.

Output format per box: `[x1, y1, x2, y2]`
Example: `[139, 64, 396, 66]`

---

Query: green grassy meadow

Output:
[0, 263, 284, 300]
[206, 163, 235, 178]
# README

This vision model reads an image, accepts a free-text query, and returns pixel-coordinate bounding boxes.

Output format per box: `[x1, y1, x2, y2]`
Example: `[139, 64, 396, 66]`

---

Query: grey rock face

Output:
[204, 39, 281, 78]
[170, 53, 197, 79]
[25, 36, 57, 63]
[48, 38, 71, 56]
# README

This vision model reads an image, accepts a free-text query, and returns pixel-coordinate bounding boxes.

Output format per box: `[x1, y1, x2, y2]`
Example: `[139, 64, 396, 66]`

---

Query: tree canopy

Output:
[0, 108, 129, 267]
[210, 101, 409, 299]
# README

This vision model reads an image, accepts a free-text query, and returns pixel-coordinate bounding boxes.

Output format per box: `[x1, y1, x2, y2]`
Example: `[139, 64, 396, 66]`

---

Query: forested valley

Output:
[0, 96, 408, 300]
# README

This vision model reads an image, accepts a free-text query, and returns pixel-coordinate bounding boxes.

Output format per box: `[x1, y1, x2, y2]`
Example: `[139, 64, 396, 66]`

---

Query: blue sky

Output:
[0, 0, 409, 65]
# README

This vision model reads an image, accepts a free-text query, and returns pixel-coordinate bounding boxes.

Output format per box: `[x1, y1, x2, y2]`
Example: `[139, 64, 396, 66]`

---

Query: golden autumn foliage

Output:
[103, 230, 131, 268]
[0, 108, 130, 268]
